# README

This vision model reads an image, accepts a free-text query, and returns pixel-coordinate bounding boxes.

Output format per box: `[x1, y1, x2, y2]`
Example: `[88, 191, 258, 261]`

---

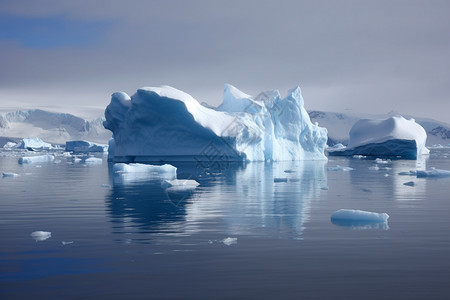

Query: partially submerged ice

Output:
[112, 163, 177, 183]
[16, 137, 53, 150]
[18, 154, 55, 164]
[328, 116, 429, 159]
[103, 84, 328, 162]
[331, 209, 389, 230]
[30, 231, 51, 242]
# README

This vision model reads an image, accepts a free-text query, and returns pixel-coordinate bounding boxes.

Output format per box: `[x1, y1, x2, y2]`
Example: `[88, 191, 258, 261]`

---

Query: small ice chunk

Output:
[353, 155, 367, 159]
[369, 166, 380, 171]
[3, 142, 17, 149]
[62, 241, 74, 245]
[331, 209, 389, 223]
[161, 179, 200, 191]
[416, 169, 450, 178]
[84, 157, 103, 164]
[327, 165, 354, 171]
[2, 172, 19, 178]
[403, 181, 415, 186]
[18, 155, 55, 164]
[31, 231, 51, 242]
[274, 177, 288, 183]
[101, 184, 111, 188]
[222, 237, 237, 246]
[114, 163, 177, 182]
[398, 171, 416, 176]
[375, 158, 390, 164]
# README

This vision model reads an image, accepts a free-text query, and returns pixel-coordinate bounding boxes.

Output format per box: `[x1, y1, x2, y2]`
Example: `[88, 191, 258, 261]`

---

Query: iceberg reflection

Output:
[105, 160, 327, 243]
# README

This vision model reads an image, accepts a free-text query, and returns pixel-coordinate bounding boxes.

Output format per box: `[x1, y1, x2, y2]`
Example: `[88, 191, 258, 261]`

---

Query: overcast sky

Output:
[0, 0, 449, 121]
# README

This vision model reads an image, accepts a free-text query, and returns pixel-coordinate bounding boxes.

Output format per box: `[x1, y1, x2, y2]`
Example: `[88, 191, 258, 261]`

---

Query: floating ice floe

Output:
[328, 116, 429, 159]
[103, 84, 328, 162]
[222, 237, 238, 246]
[18, 154, 55, 164]
[2, 142, 17, 149]
[113, 163, 177, 183]
[83, 157, 103, 164]
[369, 166, 380, 171]
[274, 177, 288, 183]
[65, 140, 108, 153]
[331, 209, 389, 230]
[161, 179, 200, 192]
[2, 172, 19, 177]
[327, 165, 354, 171]
[15, 137, 53, 151]
[416, 168, 450, 178]
[61, 241, 74, 245]
[30, 231, 51, 242]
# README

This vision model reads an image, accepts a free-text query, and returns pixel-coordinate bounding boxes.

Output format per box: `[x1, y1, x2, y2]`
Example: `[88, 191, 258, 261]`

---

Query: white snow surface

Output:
[0, 109, 111, 145]
[18, 154, 55, 164]
[329, 115, 429, 159]
[104, 84, 328, 162]
[348, 116, 428, 153]
[331, 209, 389, 223]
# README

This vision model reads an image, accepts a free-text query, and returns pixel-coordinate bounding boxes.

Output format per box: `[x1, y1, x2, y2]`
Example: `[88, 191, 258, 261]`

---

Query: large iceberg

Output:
[103, 84, 327, 162]
[328, 116, 429, 159]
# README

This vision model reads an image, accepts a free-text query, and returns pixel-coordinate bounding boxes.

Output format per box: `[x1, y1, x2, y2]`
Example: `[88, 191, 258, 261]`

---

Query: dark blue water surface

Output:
[1, 149, 450, 299]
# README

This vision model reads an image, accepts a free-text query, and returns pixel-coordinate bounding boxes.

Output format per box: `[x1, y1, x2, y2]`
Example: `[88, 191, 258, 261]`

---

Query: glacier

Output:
[328, 116, 429, 159]
[103, 84, 328, 162]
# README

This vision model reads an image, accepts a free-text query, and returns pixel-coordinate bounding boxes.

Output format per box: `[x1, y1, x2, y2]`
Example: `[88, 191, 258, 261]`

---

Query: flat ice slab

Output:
[161, 179, 200, 191]
[113, 163, 177, 183]
[2, 172, 19, 177]
[18, 154, 55, 164]
[30, 231, 51, 242]
[416, 169, 450, 178]
[331, 209, 389, 229]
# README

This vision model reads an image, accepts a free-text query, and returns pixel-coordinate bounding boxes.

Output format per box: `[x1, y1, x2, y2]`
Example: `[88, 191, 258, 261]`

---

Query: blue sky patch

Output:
[0, 14, 112, 49]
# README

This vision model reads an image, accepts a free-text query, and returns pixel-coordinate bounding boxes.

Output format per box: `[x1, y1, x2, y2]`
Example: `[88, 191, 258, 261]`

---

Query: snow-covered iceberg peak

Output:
[104, 84, 328, 162]
[329, 115, 429, 159]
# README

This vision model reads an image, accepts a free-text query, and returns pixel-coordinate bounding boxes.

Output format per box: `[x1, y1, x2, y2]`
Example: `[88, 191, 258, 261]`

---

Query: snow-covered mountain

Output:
[309, 110, 450, 147]
[0, 109, 111, 146]
[1, 107, 448, 149]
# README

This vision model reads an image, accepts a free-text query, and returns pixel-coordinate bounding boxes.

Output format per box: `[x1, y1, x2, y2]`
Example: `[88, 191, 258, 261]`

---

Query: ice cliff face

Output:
[103, 84, 328, 162]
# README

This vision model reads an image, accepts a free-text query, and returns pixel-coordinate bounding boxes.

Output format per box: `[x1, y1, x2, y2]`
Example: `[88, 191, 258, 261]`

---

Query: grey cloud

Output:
[1, 0, 449, 122]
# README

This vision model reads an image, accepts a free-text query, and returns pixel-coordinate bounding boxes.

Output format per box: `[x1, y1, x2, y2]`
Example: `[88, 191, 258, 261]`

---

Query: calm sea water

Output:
[1, 149, 450, 299]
